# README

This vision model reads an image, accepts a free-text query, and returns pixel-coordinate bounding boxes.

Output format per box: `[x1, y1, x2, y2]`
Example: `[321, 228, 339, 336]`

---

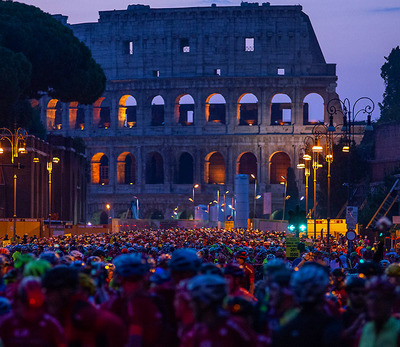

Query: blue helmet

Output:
[169, 249, 201, 272]
[113, 253, 149, 277]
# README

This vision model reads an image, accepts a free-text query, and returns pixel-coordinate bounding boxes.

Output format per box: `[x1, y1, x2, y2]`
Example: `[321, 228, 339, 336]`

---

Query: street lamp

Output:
[251, 174, 257, 228]
[297, 149, 311, 220]
[0, 127, 28, 240]
[280, 175, 287, 221]
[106, 203, 111, 232]
[192, 184, 199, 219]
[34, 155, 60, 237]
[327, 97, 374, 204]
[313, 118, 335, 250]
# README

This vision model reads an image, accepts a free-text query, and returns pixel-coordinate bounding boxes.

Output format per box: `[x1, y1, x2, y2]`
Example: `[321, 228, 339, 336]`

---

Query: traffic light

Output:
[287, 206, 307, 235]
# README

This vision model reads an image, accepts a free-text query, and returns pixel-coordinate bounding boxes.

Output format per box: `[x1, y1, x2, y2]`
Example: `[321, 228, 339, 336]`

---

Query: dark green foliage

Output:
[378, 46, 400, 123]
[0, 1, 106, 131]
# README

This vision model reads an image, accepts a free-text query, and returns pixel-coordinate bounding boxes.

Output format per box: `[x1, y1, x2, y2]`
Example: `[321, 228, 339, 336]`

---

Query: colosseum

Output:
[40, 3, 340, 223]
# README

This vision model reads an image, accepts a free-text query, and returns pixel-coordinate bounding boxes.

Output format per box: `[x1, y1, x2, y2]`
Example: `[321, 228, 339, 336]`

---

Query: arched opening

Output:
[150, 210, 164, 220]
[119, 95, 137, 128]
[117, 152, 136, 184]
[99, 211, 109, 225]
[47, 99, 62, 130]
[69, 102, 86, 130]
[205, 152, 225, 184]
[205, 94, 226, 124]
[303, 93, 324, 125]
[151, 95, 165, 126]
[146, 152, 164, 184]
[269, 152, 291, 184]
[175, 94, 195, 126]
[271, 94, 292, 125]
[238, 93, 258, 126]
[93, 97, 104, 127]
[91, 153, 109, 185]
[178, 152, 194, 184]
[237, 152, 257, 183]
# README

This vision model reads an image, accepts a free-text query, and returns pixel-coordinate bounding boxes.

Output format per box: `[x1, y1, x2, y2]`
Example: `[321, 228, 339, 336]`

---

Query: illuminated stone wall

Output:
[42, 4, 340, 221]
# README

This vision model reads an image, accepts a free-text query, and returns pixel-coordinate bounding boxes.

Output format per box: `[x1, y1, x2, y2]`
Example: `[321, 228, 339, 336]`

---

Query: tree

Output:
[0, 1, 106, 131]
[379, 46, 400, 123]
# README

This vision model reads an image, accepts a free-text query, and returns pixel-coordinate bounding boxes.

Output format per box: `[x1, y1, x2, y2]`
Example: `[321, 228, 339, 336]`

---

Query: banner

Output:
[286, 237, 300, 258]
[263, 192, 272, 215]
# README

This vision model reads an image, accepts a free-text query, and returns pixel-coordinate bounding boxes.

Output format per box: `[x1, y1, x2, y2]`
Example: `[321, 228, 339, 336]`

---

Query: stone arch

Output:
[91, 153, 109, 185]
[151, 95, 165, 126]
[147, 209, 164, 220]
[269, 151, 291, 184]
[93, 97, 104, 127]
[146, 152, 164, 184]
[205, 93, 226, 124]
[303, 93, 324, 125]
[69, 102, 86, 130]
[117, 152, 136, 184]
[175, 94, 195, 126]
[177, 152, 194, 184]
[119, 95, 137, 128]
[270, 94, 292, 125]
[237, 152, 257, 183]
[237, 93, 258, 126]
[47, 99, 62, 130]
[205, 151, 225, 184]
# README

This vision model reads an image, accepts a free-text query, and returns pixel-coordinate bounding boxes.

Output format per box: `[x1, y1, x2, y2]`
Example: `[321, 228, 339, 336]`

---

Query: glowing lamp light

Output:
[297, 163, 305, 169]
[52, 157, 60, 164]
[0, 147, 3, 154]
[342, 145, 350, 153]
[303, 154, 311, 161]
[33, 157, 39, 163]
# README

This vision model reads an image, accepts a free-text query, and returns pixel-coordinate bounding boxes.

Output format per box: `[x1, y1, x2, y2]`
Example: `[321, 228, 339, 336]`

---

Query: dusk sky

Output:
[19, 0, 399, 120]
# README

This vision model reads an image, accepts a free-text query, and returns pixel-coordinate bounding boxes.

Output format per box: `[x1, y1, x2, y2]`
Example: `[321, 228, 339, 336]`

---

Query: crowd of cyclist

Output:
[0, 228, 399, 346]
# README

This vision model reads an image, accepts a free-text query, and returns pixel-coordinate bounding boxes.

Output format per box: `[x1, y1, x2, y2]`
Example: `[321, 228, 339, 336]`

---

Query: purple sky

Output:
[18, 0, 400, 120]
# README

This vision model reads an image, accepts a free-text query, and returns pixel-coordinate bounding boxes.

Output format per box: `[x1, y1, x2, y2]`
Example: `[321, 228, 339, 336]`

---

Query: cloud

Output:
[371, 6, 400, 13]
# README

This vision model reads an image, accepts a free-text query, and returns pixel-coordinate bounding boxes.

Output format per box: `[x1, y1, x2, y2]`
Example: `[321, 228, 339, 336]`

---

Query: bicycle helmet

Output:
[169, 249, 201, 272]
[345, 274, 366, 291]
[113, 253, 149, 277]
[290, 262, 329, 304]
[223, 263, 245, 278]
[0, 297, 11, 315]
[199, 263, 223, 276]
[188, 274, 227, 305]
[150, 267, 171, 285]
[42, 266, 79, 291]
[386, 263, 400, 277]
[23, 259, 52, 278]
[366, 275, 395, 295]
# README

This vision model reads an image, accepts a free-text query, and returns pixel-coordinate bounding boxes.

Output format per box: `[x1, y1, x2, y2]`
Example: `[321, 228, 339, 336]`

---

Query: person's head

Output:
[42, 266, 79, 315]
[169, 249, 201, 283]
[188, 274, 227, 320]
[385, 262, 400, 286]
[365, 276, 395, 322]
[235, 250, 247, 265]
[331, 268, 346, 289]
[23, 259, 52, 279]
[113, 253, 149, 285]
[290, 262, 329, 309]
[263, 259, 287, 284]
[345, 274, 366, 309]
[223, 263, 245, 293]
[269, 268, 293, 309]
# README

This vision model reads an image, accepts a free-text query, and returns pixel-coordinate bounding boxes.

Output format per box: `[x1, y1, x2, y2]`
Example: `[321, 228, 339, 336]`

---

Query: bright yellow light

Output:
[33, 157, 39, 163]
[0, 147, 3, 154]
[106, 204, 110, 209]
[312, 145, 323, 153]
[303, 154, 311, 161]
[52, 157, 60, 164]
[194, 184, 199, 188]
[297, 163, 305, 169]
[250, 174, 255, 179]
[18, 146, 26, 153]
[342, 145, 350, 153]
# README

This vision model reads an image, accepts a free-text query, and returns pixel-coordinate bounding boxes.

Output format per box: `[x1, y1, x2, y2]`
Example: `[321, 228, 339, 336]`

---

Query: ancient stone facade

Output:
[41, 3, 340, 221]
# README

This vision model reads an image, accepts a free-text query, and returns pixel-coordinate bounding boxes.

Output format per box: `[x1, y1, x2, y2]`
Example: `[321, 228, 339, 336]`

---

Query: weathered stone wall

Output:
[42, 4, 340, 221]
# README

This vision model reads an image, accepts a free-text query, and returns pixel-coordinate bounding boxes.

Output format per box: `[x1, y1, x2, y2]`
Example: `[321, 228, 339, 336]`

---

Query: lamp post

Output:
[192, 184, 199, 219]
[250, 174, 257, 228]
[106, 203, 111, 232]
[312, 118, 335, 250]
[47, 157, 60, 237]
[280, 175, 287, 221]
[297, 150, 311, 220]
[327, 97, 374, 205]
[0, 127, 28, 240]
